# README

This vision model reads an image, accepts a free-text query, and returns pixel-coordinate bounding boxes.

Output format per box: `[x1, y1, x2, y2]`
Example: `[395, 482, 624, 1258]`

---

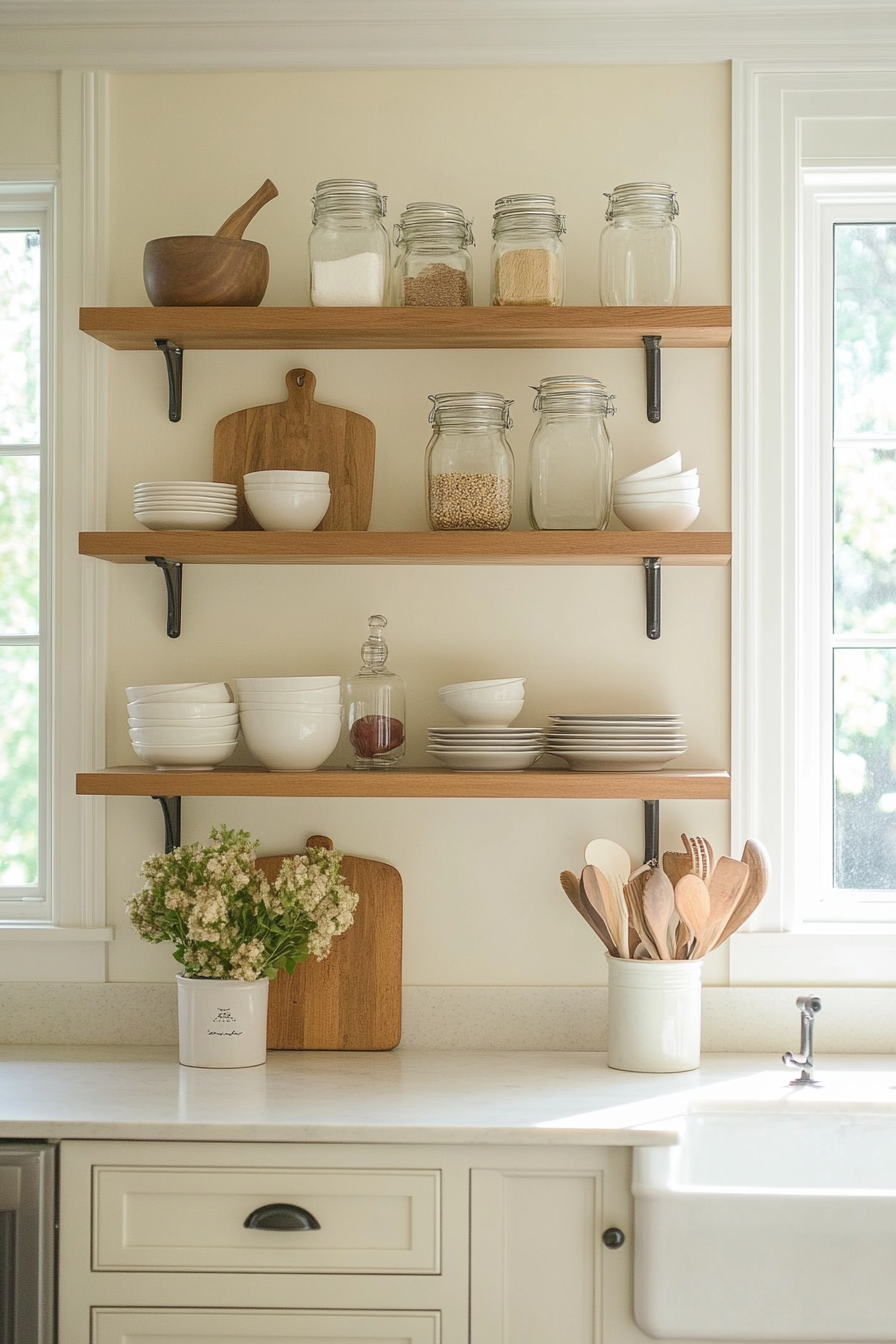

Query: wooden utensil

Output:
[559, 870, 618, 955]
[214, 368, 376, 531]
[263, 834, 401, 1050]
[673, 872, 711, 953]
[623, 867, 656, 958]
[642, 866, 677, 960]
[143, 180, 279, 307]
[582, 864, 629, 959]
[681, 833, 713, 883]
[694, 855, 750, 958]
[714, 839, 771, 946]
[663, 850, 694, 886]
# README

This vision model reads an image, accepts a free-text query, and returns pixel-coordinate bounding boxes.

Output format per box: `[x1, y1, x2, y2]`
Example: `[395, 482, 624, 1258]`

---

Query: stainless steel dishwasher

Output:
[0, 1144, 54, 1343]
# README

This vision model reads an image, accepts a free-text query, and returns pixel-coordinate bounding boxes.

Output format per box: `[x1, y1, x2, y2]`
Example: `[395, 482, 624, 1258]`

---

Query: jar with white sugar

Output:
[309, 179, 391, 307]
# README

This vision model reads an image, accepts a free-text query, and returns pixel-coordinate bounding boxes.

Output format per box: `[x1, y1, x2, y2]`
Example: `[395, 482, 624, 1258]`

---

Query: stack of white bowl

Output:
[545, 713, 687, 772]
[133, 481, 238, 531]
[243, 471, 331, 532]
[233, 676, 342, 771]
[430, 678, 543, 771]
[613, 452, 700, 531]
[127, 682, 238, 770]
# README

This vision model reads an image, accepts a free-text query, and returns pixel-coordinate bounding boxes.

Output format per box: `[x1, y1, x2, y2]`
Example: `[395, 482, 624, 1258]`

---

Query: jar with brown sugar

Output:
[394, 202, 474, 307]
[490, 194, 566, 307]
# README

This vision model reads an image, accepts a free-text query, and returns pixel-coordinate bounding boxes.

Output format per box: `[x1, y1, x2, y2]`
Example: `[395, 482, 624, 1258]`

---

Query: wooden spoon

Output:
[215, 179, 279, 240]
[663, 850, 694, 887]
[583, 838, 631, 925]
[695, 856, 750, 957]
[714, 839, 771, 946]
[642, 866, 677, 961]
[583, 864, 629, 959]
[673, 872, 711, 954]
[559, 870, 619, 955]
[623, 867, 656, 956]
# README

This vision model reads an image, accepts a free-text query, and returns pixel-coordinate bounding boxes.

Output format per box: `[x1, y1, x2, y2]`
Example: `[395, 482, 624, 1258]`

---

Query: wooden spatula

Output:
[694, 856, 750, 957]
[714, 839, 771, 946]
[559, 870, 618, 956]
[583, 864, 629, 959]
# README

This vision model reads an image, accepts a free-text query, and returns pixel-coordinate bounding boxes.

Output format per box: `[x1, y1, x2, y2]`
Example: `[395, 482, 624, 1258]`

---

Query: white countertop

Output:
[2, 1048, 896, 1145]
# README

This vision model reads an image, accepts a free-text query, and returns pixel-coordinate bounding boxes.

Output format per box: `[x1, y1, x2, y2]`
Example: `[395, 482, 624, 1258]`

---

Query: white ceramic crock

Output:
[606, 953, 703, 1073]
[176, 974, 269, 1068]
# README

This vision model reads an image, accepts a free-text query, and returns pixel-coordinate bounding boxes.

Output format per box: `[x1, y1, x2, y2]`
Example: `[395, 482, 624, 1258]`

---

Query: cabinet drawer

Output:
[93, 1165, 440, 1273]
[92, 1308, 440, 1343]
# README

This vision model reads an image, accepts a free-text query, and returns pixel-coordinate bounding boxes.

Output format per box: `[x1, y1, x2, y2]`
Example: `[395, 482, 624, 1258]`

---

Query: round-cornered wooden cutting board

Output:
[213, 368, 375, 530]
[260, 835, 402, 1051]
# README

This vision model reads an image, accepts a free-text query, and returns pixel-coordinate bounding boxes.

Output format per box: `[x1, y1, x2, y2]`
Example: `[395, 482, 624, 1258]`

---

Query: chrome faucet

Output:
[783, 994, 822, 1085]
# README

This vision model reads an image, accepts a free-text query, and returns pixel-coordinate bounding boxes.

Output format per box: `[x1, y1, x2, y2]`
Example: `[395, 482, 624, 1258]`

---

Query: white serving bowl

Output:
[126, 681, 233, 704]
[234, 687, 341, 706]
[244, 488, 331, 533]
[613, 500, 701, 531]
[244, 470, 329, 486]
[126, 701, 239, 722]
[438, 696, 526, 727]
[131, 740, 238, 769]
[615, 488, 701, 507]
[239, 708, 342, 771]
[232, 676, 340, 692]
[244, 481, 331, 493]
[438, 678, 527, 700]
[129, 716, 238, 732]
[613, 471, 699, 497]
[239, 703, 341, 718]
[130, 724, 239, 745]
[617, 452, 682, 483]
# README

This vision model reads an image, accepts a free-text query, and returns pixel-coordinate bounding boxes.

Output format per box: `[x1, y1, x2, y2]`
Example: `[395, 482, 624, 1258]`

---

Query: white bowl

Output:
[135, 509, 237, 531]
[244, 470, 329, 486]
[239, 703, 341, 718]
[129, 724, 240, 745]
[234, 687, 341, 705]
[131, 740, 238, 769]
[126, 701, 239, 722]
[438, 696, 526, 727]
[126, 681, 233, 704]
[129, 716, 239, 732]
[615, 488, 701, 507]
[244, 489, 331, 532]
[617, 452, 683, 483]
[614, 470, 699, 496]
[438, 678, 526, 699]
[232, 676, 340, 692]
[244, 482, 331, 494]
[613, 501, 701, 531]
[239, 708, 342, 771]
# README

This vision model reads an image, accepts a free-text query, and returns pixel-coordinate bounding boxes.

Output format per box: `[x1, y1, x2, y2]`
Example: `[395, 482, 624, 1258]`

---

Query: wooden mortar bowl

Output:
[143, 235, 270, 306]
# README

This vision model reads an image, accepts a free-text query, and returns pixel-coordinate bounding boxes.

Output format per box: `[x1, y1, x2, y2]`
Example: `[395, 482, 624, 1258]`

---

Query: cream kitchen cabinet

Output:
[58, 1139, 634, 1344]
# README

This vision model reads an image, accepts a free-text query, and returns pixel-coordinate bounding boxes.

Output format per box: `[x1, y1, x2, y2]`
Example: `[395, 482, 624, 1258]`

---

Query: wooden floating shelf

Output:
[79, 530, 732, 566]
[76, 768, 730, 801]
[80, 305, 732, 352]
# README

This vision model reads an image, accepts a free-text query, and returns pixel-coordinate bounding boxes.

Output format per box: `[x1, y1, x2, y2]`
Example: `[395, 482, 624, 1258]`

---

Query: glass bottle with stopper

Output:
[346, 615, 406, 769]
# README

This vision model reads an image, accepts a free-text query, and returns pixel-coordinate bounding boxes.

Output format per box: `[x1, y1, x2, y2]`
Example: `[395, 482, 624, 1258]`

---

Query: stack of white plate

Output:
[133, 481, 238, 531]
[127, 681, 239, 770]
[427, 726, 545, 772]
[613, 452, 700, 532]
[545, 714, 686, 772]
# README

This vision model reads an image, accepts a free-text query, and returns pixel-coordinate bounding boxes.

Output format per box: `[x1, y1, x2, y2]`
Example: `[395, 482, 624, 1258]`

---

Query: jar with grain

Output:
[598, 181, 680, 305]
[394, 202, 474, 307]
[491, 194, 566, 307]
[309, 179, 390, 307]
[425, 392, 514, 531]
[345, 614, 406, 770]
[528, 375, 615, 530]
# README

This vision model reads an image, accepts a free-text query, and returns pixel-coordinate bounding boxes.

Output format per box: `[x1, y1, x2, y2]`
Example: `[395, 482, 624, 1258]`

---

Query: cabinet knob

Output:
[602, 1227, 625, 1249]
[244, 1202, 321, 1231]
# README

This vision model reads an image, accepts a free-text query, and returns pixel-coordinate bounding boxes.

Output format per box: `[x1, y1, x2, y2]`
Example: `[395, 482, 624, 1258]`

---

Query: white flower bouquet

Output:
[127, 825, 359, 981]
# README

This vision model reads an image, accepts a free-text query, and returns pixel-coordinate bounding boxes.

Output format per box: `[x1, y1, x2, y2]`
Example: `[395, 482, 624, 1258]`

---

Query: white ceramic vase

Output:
[176, 974, 269, 1068]
[606, 953, 703, 1073]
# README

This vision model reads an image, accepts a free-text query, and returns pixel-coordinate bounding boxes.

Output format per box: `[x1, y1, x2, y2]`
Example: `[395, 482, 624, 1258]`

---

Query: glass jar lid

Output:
[604, 181, 678, 221]
[394, 202, 474, 247]
[312, 178, 387, 222]
[428, 391, 513, 430]
[531, 375, 616, 416]
[492, 193, 566, 237]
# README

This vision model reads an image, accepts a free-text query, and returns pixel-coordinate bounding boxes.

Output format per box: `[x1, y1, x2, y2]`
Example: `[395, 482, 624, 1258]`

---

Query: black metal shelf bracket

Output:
[145, 556, 183, 638]
[154, 338, 184, 422]
[643, 556, 661, 640]
[152, 795, 182, 853]
[643, 799, 660, 868]
[642, 334, 662, 423]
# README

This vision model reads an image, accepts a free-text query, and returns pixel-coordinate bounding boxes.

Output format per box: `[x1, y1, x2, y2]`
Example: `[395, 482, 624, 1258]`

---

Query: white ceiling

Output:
[1, 0, 895, 68]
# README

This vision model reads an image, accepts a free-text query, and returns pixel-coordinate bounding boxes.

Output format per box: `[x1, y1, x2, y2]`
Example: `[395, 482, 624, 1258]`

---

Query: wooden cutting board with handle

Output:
[213, 368, 375, 530]
[261, 834, 401, 1051]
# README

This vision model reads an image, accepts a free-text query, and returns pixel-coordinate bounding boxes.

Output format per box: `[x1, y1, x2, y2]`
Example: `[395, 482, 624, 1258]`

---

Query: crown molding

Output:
[2, 0, 896, 69]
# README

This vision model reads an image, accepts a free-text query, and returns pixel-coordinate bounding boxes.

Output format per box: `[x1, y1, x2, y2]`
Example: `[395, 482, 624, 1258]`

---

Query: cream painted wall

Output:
[14, 64, 733, 989]
[0, 73, 57, 163]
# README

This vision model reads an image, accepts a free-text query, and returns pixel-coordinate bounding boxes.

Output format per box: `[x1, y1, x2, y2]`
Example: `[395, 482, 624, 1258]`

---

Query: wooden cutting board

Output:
[260, 834, 402, 1051]
[213, 368, 375, 531]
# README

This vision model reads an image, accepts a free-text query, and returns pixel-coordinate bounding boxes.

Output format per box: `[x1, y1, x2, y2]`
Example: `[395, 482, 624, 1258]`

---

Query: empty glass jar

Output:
[394, 202, 474, 307]
[491, 194, 566, 307]
[309, 179, 390, 307]
[598, 181, 680, 306]
[528, 375, 615, 530]
[425, 392, 514, 531]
